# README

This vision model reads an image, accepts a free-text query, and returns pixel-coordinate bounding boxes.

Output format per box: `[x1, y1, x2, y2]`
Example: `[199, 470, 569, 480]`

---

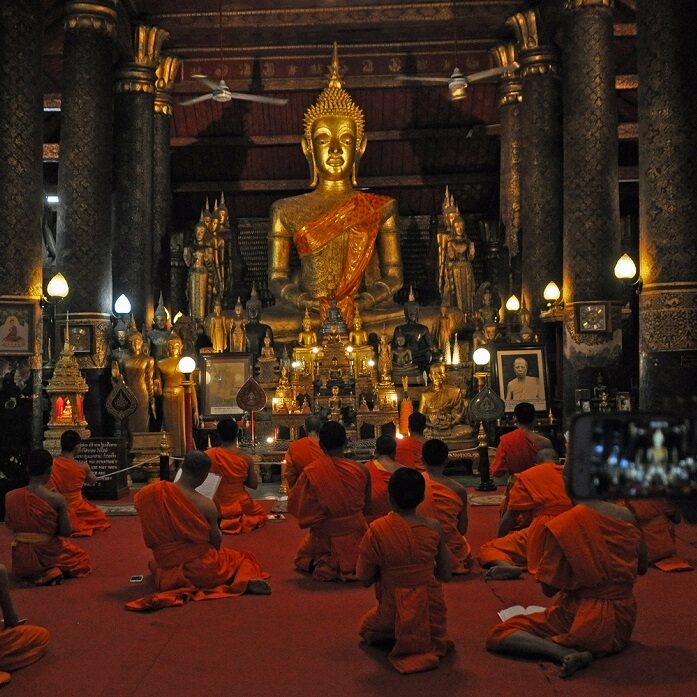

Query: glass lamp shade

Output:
[614, 253, 637, 280]
[472, 347, 491, 366]
[47, 272, 69, 299]
[505, 294, 520, 312]
[543, 281, 561, 302]
[114, 294, 132, 315]
[177, 356, 197, 375]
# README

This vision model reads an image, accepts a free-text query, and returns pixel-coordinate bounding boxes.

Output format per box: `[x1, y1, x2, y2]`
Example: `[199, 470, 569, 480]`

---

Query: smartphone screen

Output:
[569, 413, 697, 499]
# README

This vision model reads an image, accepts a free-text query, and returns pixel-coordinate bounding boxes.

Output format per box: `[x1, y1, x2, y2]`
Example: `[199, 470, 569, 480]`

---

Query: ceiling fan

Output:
[397, 0, 517, 101]
[180, 3, 287, 107]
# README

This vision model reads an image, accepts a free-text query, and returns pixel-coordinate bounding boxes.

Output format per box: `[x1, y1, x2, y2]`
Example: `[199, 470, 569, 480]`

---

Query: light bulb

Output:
[47, 272, 69, 299]
[543, 281, 561, 302]
[614, 253, 637, 280]
[472, 347, 491, 366]
[177, 356, 196, 374]
[345, 345, 354, 353]
[114, 294, 131, 315]
[505, 294, 520, 312]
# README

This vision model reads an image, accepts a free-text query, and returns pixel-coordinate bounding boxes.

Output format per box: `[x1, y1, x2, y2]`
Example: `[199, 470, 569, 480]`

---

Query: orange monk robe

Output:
[357, 512, 452, 674]
[284, 437, 323, 490]
[287, 455, 369, 582]
[365, 460, 391, 522]
[624, 500, 691, 572]
[491, 429, 540, 478]
[126, 481, 269, 611]
[487, 505, 642, 656]
[48, 456, 110, 537]
[4, 488, 91, 584]
[205, 447, 266, 535]
[0, 624, 50, 678]
[426, 480, 472, 574]
[395, 436, 424, 471]
[478, 463, 572, 574]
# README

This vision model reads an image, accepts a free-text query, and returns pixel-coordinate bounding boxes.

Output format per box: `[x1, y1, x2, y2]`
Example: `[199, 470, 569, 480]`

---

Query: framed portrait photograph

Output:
[0, 300, 37, 356]
[200, 353, 253, 418]
[60, 323, 94, 354]
[491, 344, 550, 414]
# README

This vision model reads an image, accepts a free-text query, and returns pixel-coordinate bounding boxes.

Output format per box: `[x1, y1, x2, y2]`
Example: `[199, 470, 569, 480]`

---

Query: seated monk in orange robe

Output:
[287, 421, 370, 582]
[487, 501, 648, 678]
[491, 402, 552, 478]
[421, 439, 472, 574]
[478, 449, 572, 580]
[395, 412, 426, 471]
[358, 467, 453, 674]
[284, 415, 323, 490]
[0, 563, 50, 686]
[205, 418, 266, 534]
[366, 435, 402, 522]
[127, 451, 270, 611]
[47, 429, 110, 537]
[5, 449, 91, 586]
[623, 499, 691, 572]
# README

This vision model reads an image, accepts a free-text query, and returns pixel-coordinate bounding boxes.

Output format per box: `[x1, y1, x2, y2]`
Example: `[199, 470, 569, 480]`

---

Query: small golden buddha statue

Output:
[438, 202, 475, 320]
[418, 363, 473, 441]
[378, 333, 392, 382]
[183, 216, 214, 326]
[123, 331, 156, 435]
[297, 308, 318, 347]
[260, 331, 276, 360]
[266, 44, 403, 339]
[229, 297, 248, 353]
[328, 385, 342, 422]
[204, 299, 228, 353]
[348, 308, 369, 347]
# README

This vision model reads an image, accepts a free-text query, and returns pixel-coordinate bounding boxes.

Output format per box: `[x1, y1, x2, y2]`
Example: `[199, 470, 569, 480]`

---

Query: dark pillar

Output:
[56, 1, 116, 436]
[637, 0, 697, 410]
[112, 25, 169, 330]
[153, 55, 180, 310]
[561, 0, 622, 422]
[491, 42, 522, 295]
[0, 0, 44, 451]
[508, 8, 563, 326]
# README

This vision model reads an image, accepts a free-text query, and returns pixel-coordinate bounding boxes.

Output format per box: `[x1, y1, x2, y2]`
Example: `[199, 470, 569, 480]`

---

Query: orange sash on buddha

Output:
[284, 437, 323, 490]
[126, 481, 269, 611]
[294, 192, 391, 325]
[491, 429, 540, 478]
[48, 456, 110, 537]
[478, 463, 572, 573]
[357, 512, 452, 674]
[365, 459, 391, 522]
[487, 505, 641, 656]
[4, 488, 91, 584]
[395, 436, 424, 471]
[206, 447, 266, 535]
[287, 454, 368, 581]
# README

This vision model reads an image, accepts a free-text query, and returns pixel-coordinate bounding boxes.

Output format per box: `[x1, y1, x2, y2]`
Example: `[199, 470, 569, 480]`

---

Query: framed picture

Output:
[200, 353, 253, 418]
[0, 300, 36, 356]
[616, 391, 632, 412]
[491, 344, 550, 414]
[60, 323, 94, 354]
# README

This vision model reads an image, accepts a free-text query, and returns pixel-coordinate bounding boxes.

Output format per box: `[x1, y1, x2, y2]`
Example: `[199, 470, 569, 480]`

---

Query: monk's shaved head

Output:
[513, 402, 536, 425]
[408, 412, 427, 435]
[27, 448, 53, 477]
[182, 450, 211, 475]
[319, 421, 346, 452]
[375, 435, 396, 457]
[422, 438, 449, 468]
[536, 448, 560, 464]
[388, 467, 425, 510]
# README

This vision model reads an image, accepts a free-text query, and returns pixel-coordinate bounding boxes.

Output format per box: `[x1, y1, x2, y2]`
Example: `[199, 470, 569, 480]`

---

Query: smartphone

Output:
[568, 413, 697, 499]
[129, 575, 144, 583]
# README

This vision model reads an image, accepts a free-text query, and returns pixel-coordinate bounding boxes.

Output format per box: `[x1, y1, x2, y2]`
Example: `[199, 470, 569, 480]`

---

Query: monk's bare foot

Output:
[485, 565, 524, 580]
[246, 579, 272, 595]
[560, 651, 592, 678]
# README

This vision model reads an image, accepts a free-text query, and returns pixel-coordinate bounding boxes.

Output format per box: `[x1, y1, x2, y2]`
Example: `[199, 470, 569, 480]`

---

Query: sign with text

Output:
[79, 438, 129, 500]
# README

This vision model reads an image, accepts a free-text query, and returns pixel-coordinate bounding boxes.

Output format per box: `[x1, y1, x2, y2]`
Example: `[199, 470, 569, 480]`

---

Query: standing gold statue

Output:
[146, 292, 171, 361]
[183, 217, 213, 326]
[378, 333, 392, 381]
[208, 212, 226, 300]
[123, 331, 156, 434]
[156, 333, 198, 457]
[438, 199, 475, 320]
[204, 299, 228, 353]
[267, 43, 403, 331]
[229, 297, 248, 352]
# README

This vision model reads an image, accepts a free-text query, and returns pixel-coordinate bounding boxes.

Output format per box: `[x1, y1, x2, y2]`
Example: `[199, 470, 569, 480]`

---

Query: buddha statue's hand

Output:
[355, 290, 377, 311]
[295, 292, 321, 312]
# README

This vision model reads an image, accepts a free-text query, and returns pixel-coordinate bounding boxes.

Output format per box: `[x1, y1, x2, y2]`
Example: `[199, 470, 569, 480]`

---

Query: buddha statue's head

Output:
[429, 363, 446, 388]
[452, 214, 466, 239]
[353, 312, 363, 331]
[263, 332, 272, 347]
[213, 299, 222, 315]
[302, 307, 312, 332]
[202, 199, 213, 229]
[114, 319, 128, 348]
[234, 297, 244, 318]
[331, 385, 340, 396]
[209, 215, 220, 235]
[483, 322, 499, 342]
[167, 332, 183, 358]
[247, 287, 262, 321]
[129, 331, 144, 355]
[395, 333, 406, 349]
[154, 294, 169, 330]
[193, 219, 206, 243]
[302, 44, 366, 188]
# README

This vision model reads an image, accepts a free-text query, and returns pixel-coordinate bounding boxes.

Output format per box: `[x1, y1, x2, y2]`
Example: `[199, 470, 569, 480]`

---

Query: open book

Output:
[172, 469, 221, 500]
[497, 605, 546, 623]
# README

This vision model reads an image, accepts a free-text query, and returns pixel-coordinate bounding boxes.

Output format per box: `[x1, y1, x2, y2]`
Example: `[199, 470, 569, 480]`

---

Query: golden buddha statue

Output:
[297, 308, 318, 347]
[418, 363, 473, 441]
[123, 331, 156, 435]
[438, 205, 475, 321]
[348, 308, 369, 347]
[266, 44, 403, 341]
[183, 216, 214, 327]
[156, 332, 198, 457]
[229, 298, 248, 353]
[204, 299, 228, 353]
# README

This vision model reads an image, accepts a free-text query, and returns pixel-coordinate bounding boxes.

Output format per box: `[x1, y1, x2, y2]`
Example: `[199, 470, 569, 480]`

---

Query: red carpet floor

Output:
[2, 494, 697, 697]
